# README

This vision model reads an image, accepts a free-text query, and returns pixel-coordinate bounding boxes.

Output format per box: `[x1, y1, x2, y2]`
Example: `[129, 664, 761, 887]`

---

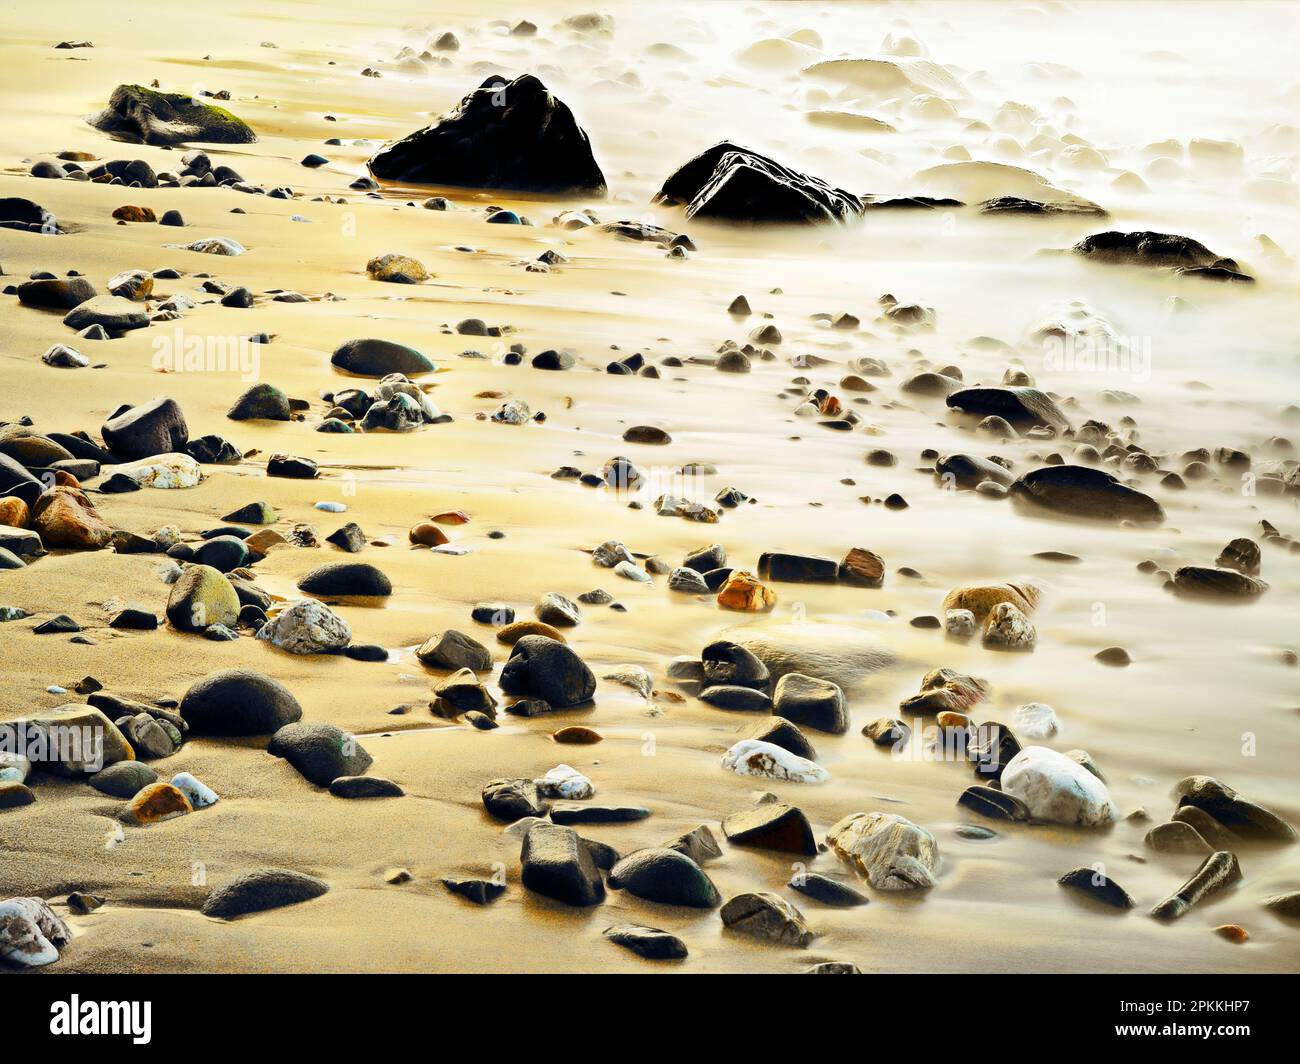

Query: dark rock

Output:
[1010, 465, 1164, 523]
[550, 803, 650, 825]
[417, 629, 493, 671]
[1058, 867, 1135, 909]
[664, 825, 722, 865]
[368, 74, 606, 195]
[745, 717, 816, 760]
[17, 276, 97, 310]
[266, 454, 318, 478]
[958, 785, 1031, 822]
[1146, 821, 1213, 855]
[201, 869, 329, 919]
[442, 876, 506, 904]
[193, 535, 250, 573]
[838, 547, 885, 587]
[520, 822, 605, 906]
[331, 338, 434, 378]
[297, 561, 392, 596]
[89, 84, 256, 145]
[701, 639, 769, 688]
[1172, 566, 1268, 598]
[186, 434, 242, 464]
[1174, 776, 1295, 841]
[772, 673, 847, 734]
[1150, 851, 1243, 920]
[607, 848, 720, 907]
[101, 397, 188, 460]
[757, 551, 838, 583]
[654, 141, 862, 224]
[723, 803, 817, 855]
[947, 387, 1069, 431]
[228, 383, 291, 421]
[498, 635, 596, 707]
[267, 722, 373, 786]
[109, 607, 159, 630]
[88, 760, 158, 798]
[1073, 230, 1250, 281]
[789, 873, 869, 907]
[720, 892, 814, 946]
[482, 778, 546, 821]
[329, 775, 404, 798]
[700, 684, 771, 711]
[325, 522, 366, 553]
[603, 924, 687, 960]
[1216, 537, 1261, 576]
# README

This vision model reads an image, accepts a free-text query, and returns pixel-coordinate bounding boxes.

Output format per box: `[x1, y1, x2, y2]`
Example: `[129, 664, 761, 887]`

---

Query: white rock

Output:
[103, 452, 201, 489]
[535, 764, 594, 799]
[826, 811, 940, 890]
[1001, 745, 1116, 827]
[170, 772, 219, 809]
[983, 601, 1036, 649]
[613, 560, 651, 583]
[0, 897, 70, 968]
[722, 739, 830, 784]
[602, 665, 652, 698]
[1012, 702, 1059, 738]
[153, 524, 183, 550]
[944, 608, 978, 638]
[256, 599, 352, 654]
[42, 343, 88, 368]
[182, 236, 246, 255]
[315, 501, 347, 512]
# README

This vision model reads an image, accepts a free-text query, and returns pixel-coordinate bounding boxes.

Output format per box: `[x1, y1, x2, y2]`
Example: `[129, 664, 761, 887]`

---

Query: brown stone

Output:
[31, 486, 112, 550]
[839, 547, 884, 588]
[112, 205, 157, 222]
[122, 782, 192, 825]
[409, 522, 449, 546]
[553, 726, 603, 744]
[941, 581, 1039, 624]
[432, 510, 470, 525]
[496, 620, 565, 645]
[716, 571, 776, 612]
[0, 497, 30, 528]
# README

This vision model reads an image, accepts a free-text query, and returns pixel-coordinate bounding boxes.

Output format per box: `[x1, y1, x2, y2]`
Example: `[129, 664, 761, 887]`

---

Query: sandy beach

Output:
[1, 0, 1298, 974]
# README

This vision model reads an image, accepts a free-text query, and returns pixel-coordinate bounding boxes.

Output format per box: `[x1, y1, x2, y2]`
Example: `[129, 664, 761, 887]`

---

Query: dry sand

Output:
[1, 1, 1298, 972]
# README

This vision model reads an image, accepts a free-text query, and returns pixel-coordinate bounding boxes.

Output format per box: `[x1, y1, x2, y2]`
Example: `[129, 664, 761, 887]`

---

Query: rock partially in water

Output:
[1010, 465, 1164, 524]
[654, 141, 862, 224]
[520, 822, 606, 906]
[267, 722, 372, 786]
[826, 811, 940, 890]
[1058, 867, 1135, 909]
[368, 74, 606, 194]
[1173, 776, 1295, 841]
[1001, 746, 1117, 826]
[946, 386, 1069, 431]
[1172, 566, 1268, 599]
[722, 739, 829, 784]
[1150, 851, 1242, 920]
[720, 892, 814, 946]
[607, 848, 720, 907]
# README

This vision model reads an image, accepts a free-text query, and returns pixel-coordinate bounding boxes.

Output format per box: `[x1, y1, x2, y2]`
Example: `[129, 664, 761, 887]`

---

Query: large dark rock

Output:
[946, 386, 1069, 431]
[0, 197, 58, 233]
[331, 338, 434, 378]
[603, 924, 688, 960]
[17, 277, 97, 310]
[499, 635, 596, 707]
[520, 822, 606, 906]
[772, 673, 847, 734]
[88, 84, 256, 146]
[653, 141, 862, 224]
[179, 668, 304, 735]
[1072, 230, 1250, 280]
[267, 722, 373, 786]
[481, 777, 547, 821]
[607, 848, 720, 907]
[201, 869, 328, 919]
[367, 74, 606, 194]
[1010, 465, 1164, 524]
[1172, 567, 1269, 599]
[1174, 776, 1295, 841]
[101, 397, 189, 460]
[723, 803, 817, 855]
[297, 561, 392, 597]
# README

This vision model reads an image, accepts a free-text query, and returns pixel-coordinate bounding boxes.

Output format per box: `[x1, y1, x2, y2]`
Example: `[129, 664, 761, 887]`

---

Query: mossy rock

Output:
[88, 84, 256, 146]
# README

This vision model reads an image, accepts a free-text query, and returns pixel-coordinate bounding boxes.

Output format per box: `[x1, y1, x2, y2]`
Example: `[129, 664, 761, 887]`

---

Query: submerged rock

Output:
[1150, 851, 1243, 920]
[1010, 465, 1164, 523]
[826, 811, 940, 890]
[654, 141, 862, 224]
[1001, 746, 1117, 826]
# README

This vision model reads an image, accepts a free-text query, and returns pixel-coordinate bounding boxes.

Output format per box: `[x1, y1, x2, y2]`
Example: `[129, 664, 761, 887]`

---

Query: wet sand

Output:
[1, 1, 1298, 972]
